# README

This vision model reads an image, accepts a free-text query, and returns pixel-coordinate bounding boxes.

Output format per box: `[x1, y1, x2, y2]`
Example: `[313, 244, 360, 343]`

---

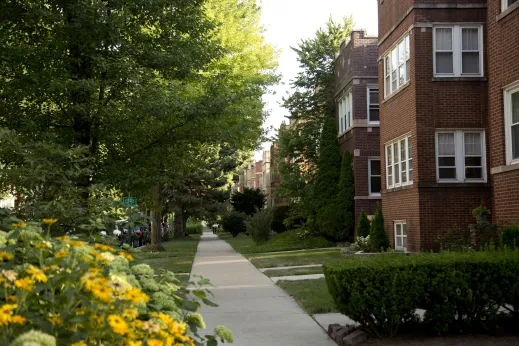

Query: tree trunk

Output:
[174, 207, 184, 239]
[182, 211, 189, 236]
[150, 184, 165, 251]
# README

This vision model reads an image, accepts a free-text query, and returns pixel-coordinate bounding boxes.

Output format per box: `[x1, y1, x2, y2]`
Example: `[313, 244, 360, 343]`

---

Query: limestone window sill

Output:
[497, 2, 519, 21]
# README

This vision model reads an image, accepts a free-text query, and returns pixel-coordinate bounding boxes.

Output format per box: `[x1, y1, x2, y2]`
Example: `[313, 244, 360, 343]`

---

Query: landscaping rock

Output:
[343, 330, 368, 346]
[328, 324, 342, 336]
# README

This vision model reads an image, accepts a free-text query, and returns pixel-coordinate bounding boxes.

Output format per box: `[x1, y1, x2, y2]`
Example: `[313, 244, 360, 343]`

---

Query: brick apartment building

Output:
[488, 0, 519, 224]
[335, 30, 381, 229]
[378, 0, 492, 251]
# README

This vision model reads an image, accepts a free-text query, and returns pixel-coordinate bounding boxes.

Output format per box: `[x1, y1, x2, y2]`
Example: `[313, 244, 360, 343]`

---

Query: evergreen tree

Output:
[368, 204, 389, 252]
[335, 150, 355, 241]
[357, 211, 371, 238]
[314, 116, 342, 239]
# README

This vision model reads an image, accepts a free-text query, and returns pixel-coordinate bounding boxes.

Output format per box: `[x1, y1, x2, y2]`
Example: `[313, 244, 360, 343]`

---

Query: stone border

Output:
[328, 324, 368, 346]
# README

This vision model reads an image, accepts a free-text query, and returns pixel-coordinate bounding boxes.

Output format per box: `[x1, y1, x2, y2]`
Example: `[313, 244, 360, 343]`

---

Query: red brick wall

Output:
[488, 0, 519, 224]
[379, 1, 491, 251]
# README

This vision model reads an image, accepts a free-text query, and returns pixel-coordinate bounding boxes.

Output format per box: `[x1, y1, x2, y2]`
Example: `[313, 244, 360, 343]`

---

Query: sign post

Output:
[122, 197, 137, 207]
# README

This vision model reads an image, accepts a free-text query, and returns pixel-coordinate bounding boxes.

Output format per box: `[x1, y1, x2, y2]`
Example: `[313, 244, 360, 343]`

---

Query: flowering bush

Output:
[0, 219, 232, 346]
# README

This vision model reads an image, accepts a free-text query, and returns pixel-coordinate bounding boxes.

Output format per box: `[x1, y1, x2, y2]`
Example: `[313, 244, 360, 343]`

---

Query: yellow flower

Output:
[14, 277, 34, 292]
[108, 314, 129, 335]
[124, 288, 150, 304]
[48, 313, 63, 326]
[90, 313, 105, 327]
[142, 320, 161, 333]
[75, 309, 86, 316]
[0, 250, 14, 261]
[91, 285, 113, 303]
[55, 250, 69, 258]
[0, 312, 11, 326]
[118, 252, 134, 261]
[43, 218, 58, 225]
[94, 243, 116, 252]
[35, 241, 52, 249]
[12, 221, 27, 228]
[69, 341, 87, 346]
[147, 340, 163, 346]
[26, 265, 48, 283]
[66, 240, 87, 247]
[11, 315, 25, 324]
[7, 295, 16, 302]
[122, 309, 139, 321]
[56, 235, 69, 240]
[127, 341, 143, 346]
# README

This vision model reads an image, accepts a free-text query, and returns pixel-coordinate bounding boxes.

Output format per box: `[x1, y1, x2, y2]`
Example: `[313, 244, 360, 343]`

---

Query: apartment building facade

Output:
[488, 0, 519, 223]
[378, 0, 492, 251]
[335, 30, 381, 230]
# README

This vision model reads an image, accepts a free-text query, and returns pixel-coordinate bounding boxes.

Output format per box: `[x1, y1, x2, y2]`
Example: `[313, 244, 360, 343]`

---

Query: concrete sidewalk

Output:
[190, 230, 335, 346]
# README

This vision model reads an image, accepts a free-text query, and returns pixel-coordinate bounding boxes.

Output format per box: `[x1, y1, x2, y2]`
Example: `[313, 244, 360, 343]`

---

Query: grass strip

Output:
[277, 278, 338, 315]
[263, 266, 324, 277]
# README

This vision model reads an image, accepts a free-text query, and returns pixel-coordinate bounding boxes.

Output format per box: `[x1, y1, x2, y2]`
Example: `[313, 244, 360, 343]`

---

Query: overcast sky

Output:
[256, 0, 378, 159]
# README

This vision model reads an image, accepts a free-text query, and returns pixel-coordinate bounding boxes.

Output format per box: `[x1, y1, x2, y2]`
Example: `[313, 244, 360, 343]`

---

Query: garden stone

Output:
[328, 324, 342, 335]
[343, 330, 368, 346]
[333, 327, 351, 344]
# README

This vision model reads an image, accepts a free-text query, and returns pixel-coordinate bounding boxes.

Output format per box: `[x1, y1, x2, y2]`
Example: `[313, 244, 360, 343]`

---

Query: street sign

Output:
[122, 197, 137, 207]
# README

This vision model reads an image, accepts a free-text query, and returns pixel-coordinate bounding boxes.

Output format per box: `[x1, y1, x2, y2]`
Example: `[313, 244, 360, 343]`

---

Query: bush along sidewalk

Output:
[324, 249, 519, 338]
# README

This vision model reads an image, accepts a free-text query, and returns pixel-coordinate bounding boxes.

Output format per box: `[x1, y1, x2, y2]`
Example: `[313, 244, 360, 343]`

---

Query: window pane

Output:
[438, 133, 455, 155]
[399, 41, 405, 65]
[439, 157, 456, 166]
[405, 35, 410, 59]
[399, 65, 405, 86]
[371, 177, 381, 194]
[512, 91, 519, 124]
[387, 146, 392, 165]
[462, 52, 480, 74]
[436, 52, 454, 74]
[408, 139, 412, 159]
[406, 61, 410, 82]
[394, 163, 400, 183]
[464, 133, 482, 156]
[401, 161, 407, 183]
[369, 108, 380, 122]
[462, 29, 479, 50]
[465, 168, 482, 179]
[385, 75, 391, 94]
[408, 165, 413, 181]
[509, 0, 519, 8]
[465, 157, 482, 166]
[403, 236, 407, 249]
[392, 71, 397, 90]
[396, 237, 402, 247]
[370, 90, 379, 104]
[512, 124, 519, 159]
[396, 224, 401, 235]
[388, 175, 393, 186]
[402, 224, 407, 236]
[436, 28, 453, 50]
[439, 168, 457, 179]
[392, 49, 398, 71]
[371, 160, 381, 176]
[400, 139, 407, 160]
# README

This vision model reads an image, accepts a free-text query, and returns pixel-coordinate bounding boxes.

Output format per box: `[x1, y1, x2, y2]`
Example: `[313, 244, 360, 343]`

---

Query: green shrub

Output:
[186, 219, 203, 235]
[230, 188, 266, 216]
[221, 211, 247, 237]
[283, 214, 306, 230]
[335, 150, 355, 241]
[356, 211, 370, 238]
[271, 204, 291, 233]
[368, 205, 389, 252]
[246, 208, 273, 245]
[501, 223, 519, 248]
[323, 250, 519, 337]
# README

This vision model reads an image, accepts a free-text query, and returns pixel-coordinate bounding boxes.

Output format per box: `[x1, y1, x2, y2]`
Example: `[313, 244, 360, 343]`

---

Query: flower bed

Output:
[0, 220, 232, 346]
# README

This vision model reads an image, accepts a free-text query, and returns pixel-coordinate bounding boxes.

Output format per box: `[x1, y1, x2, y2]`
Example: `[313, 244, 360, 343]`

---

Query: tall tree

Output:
[335, 150, 355, 241]
[277, 17, 352, 222]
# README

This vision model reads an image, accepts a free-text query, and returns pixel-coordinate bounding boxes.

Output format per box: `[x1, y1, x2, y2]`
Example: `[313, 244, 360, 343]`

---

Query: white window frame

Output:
[385, 136, 413, 189]
[367, 87, 380, 124]
[502, 0, 519, 11]
[433, 25, 484, 78]
[383, 34, 410, 98]
[435, 130, 487, 183]
[394, 222, 407, 251]
[368, 158, 381, 196]
[338, 90, 353, 135]
[504, 81, 519, 166]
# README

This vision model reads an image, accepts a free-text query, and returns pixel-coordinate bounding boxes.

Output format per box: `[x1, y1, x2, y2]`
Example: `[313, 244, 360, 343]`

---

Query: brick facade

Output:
[335, 30, 380, 232]
[487, 0, 519, 224]
[378, 0, 492, 251]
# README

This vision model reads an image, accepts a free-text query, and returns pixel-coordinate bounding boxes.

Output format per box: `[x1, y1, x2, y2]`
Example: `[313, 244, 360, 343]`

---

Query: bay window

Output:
[383, 34, 410, 98]
[504, 82, 519, 165]
[386, 136, 413, 189]
[338, 91, 352, 134]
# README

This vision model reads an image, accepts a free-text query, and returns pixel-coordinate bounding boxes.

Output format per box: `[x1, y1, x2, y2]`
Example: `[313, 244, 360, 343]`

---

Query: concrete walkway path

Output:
[270, 273, 325, 283]
[190, 230, 335, 346]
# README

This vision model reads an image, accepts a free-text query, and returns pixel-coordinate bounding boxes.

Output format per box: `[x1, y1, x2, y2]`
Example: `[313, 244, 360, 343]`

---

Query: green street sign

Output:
[122, 197, 137, 207]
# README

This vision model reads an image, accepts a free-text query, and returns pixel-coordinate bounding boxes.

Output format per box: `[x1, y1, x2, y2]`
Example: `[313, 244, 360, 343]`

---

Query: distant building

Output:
[335, 30, 380, 231]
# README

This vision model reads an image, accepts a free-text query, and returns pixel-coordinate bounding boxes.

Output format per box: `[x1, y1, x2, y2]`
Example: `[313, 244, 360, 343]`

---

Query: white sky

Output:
[256, 0, 378, 160]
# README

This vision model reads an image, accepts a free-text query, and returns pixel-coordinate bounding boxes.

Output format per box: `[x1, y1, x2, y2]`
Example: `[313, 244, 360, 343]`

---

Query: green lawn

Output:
[218, 231, 335, 254]
[133, 235, 200, 274]
[249, 249, 342, 268]
[277, 278, 338, 315]
[263, 266, 324, 277]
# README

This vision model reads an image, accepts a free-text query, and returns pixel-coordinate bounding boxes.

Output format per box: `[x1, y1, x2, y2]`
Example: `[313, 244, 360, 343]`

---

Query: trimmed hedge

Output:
[501, 224, 519, 248]
[324, 250, 519, 337]
[222, 211, 247, 237]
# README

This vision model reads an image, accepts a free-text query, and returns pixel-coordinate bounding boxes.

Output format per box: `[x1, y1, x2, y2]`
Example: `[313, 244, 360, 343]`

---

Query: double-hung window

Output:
[385, 136, 413, 189]
[394, 222, 407, 251]
[384, 34, 410, 98]
[368, 88, 379, 123]
[435, 130, 486, 182]
[434, 25, 483, 77]
[369, 159, 381, 196]
[504, 82, 519, 165]
[502, 0, 519, 11]
[338, 91, 353, 134]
